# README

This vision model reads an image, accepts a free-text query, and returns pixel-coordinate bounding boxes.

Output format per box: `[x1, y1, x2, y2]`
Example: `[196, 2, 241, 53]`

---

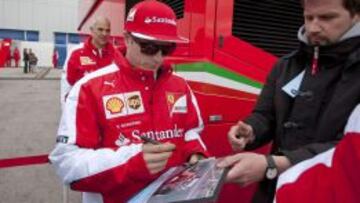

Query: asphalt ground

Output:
[0, 67, 81, 202]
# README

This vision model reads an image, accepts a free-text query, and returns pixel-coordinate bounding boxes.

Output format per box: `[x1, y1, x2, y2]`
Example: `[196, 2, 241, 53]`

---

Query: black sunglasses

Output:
[131, 35, 176, 56]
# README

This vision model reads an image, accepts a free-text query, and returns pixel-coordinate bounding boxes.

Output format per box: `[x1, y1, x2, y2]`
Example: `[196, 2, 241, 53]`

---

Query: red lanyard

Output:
[311, 46, 319, 75]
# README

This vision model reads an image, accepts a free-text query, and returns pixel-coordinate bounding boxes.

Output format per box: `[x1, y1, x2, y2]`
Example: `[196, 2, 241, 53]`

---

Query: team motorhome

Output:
[78, 0, 303, 202]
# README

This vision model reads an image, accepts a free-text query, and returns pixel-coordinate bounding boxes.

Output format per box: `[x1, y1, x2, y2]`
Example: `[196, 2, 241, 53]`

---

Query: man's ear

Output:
[354, 13, 360, 22]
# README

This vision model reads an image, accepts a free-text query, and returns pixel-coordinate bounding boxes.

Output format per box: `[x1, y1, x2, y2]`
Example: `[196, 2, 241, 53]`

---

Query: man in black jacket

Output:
[218, 0, 360, 202]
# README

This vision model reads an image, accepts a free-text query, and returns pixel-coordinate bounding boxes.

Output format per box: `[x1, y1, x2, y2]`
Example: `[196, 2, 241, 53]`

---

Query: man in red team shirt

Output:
[52, 48, 58, 68]
[13, 47, 20, 67]
[50, 1, 208, 203]
[60, 16, 115, 109]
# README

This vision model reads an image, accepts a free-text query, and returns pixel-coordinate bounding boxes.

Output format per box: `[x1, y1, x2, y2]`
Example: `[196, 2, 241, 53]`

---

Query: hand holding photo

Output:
[128, 158, 228, 203]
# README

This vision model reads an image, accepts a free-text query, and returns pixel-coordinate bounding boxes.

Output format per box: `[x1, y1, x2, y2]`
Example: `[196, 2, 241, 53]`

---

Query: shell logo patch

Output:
[80, 56, 96, 65]
[103, 91, 145, 119]
[106, 97, 124, 114]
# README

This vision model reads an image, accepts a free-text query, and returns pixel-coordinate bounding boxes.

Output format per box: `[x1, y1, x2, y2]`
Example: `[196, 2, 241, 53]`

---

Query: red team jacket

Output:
[50, 53, 208, 203]
[66, 37, 115, 85]
[60, 37, 115, 108]
[275, 104, 360, 203]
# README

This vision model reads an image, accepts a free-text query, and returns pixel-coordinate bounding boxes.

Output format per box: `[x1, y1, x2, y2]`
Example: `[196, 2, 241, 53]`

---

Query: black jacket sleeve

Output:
[244, 60, 283, 149]
[281, 135, 341, 165]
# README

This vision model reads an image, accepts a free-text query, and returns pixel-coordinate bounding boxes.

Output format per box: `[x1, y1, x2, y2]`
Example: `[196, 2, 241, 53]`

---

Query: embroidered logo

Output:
[128, 95, 141, 110]
[144, 16, 176, 25]
[56, 136, 69, 144]
[106, 97, 124, 114]
[131, 125, 185, 141]
[80, 56, 96, 65]
[104, 80, 116, 88]
[117, 120, 142, 129]
[166, 92, 187, 116]
[115, 133, 131, 147]
[127, 8, 136, 22]
[167, 94, 175, 104]
[103, 91, 144, 119]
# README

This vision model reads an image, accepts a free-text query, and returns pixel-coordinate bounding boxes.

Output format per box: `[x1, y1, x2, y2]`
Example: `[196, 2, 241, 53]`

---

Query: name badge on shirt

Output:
[282, 70, 305, 98]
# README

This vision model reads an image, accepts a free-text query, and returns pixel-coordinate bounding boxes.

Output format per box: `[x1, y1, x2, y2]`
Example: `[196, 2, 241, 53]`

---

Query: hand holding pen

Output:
[140, 136, 176, 174]
[140, 136, 203, 169]
[140, 135, 161, 145]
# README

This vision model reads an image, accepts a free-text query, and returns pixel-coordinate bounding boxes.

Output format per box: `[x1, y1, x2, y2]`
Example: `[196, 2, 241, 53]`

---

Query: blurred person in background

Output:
[60, 16, 115, 109]
[23, 48, 29, 73]
[52, 48, 58, 68]
[13, 47, 20, 68]
[5, 47, 11, 67]
[28, 49, 37, 73]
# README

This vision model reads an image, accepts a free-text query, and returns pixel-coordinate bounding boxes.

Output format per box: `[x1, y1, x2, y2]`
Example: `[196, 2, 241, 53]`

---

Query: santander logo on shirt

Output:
[131, 125, 185, 142]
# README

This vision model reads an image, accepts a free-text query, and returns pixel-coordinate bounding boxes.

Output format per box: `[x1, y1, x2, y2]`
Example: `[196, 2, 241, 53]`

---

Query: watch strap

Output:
[266, 155, 276, 169]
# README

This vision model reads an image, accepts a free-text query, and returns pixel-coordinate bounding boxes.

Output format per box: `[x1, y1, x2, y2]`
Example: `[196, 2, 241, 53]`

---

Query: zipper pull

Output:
[311, 46, 319, 75]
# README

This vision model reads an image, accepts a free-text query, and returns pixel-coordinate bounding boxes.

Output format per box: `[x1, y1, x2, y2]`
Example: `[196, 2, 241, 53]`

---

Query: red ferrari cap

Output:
[124, 0, 189, 43]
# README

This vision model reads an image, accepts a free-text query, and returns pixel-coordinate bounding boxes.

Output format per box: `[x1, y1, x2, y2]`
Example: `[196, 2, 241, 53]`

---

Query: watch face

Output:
[266, 168, 278, 179]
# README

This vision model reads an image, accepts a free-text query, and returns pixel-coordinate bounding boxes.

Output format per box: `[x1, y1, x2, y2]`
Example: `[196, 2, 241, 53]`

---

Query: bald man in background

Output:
[60, 17, 115, 109]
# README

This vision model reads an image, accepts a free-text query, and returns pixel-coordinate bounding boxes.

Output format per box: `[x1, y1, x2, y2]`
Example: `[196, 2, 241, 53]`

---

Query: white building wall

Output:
[80, 0, 125, 36]
[0, 0, 80, 42]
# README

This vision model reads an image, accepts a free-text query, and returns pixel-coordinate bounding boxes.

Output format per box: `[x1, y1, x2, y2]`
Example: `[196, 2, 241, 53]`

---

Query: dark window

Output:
[54, 32, 67, 45]
[232, 0, 304, 57]
[125, 0, 142, 17]
[0, 29, 25, 40]
[160, 0, 184, 19]
[26, 31, 39, 41]
[68, 33, 79, 44]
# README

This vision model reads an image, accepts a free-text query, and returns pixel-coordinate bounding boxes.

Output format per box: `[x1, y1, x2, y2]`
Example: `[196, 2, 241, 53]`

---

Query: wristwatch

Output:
[265, 155, 278, 180]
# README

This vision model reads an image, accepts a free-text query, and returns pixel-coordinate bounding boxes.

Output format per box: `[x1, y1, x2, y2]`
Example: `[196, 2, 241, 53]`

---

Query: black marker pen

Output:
[140, 136, 161, 145]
